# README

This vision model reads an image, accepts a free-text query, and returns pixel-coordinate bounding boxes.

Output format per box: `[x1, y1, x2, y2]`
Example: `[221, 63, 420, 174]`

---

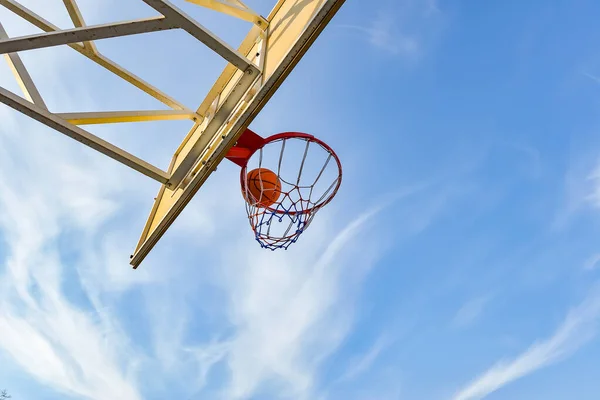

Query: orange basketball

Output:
[244, 168, 282, 208]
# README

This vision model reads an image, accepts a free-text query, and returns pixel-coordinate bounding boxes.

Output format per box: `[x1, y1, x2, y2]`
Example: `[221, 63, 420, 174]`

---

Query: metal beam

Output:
[62, 0, 99, 54]
[194, 24, 262, 118]
[0, 16, 177, 54]
[167, 66, 259, 187]
[0, 0, 190, 111]
[57, 110, 199, 125]
[185, 0, 268, 27]
[141, 0, 258, 73]
[0, 86, 170, 184]
[0, 23, 46, 109]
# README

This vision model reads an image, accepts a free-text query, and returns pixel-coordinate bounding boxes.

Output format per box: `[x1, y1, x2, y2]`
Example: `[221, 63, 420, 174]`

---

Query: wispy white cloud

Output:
[0, 304, 140, 400]
[584, 254, 600, 271]
[321, 339, 402, 400]
[336, 21, 419, 57]
[0, 4, 155, 398]
[506, 142, 543, 179]
[584, 160, 600, 209]
[552, 143, 600, 230]
[583, 71, 600, 85]
[452, 283, 600, 400]
[182, 182, 447, 400]
[452, 295, 492, 329]
[424, 0, 441, 15]
[212, 204, 390, 399]
[336, 335, 393, 383]
[335, 0, 442, 58]
[0, 117, 143, 399]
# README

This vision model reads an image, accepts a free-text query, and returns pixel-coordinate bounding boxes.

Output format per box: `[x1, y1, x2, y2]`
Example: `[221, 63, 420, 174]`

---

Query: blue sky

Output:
[2, 0, 600, 399]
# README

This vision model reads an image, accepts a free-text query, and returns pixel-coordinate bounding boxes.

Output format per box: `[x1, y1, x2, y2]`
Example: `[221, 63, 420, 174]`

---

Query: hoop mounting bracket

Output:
[225, 128, 265, 167]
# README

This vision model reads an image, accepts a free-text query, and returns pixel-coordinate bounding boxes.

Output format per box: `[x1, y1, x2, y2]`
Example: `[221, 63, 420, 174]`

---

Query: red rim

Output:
[240, 132, 342, 215]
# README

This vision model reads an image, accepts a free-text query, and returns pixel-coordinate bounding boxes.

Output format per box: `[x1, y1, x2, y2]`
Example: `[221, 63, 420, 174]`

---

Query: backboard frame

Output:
[0, 0, 347, 268]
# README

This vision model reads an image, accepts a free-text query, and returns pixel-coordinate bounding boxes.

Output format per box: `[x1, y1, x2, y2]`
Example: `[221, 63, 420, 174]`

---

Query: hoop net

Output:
[241, 133, 342, 250]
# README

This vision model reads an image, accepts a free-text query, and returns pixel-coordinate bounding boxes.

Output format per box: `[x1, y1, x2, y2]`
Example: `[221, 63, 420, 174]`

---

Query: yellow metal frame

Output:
[0, 22, 46, 109]
[1, 0, 191, 111]
[57, 111, 200, 125]
[0, 0, 347, 268]
[62, 0, 98, 55]
[186, 0, 269, 27]
[0, 0, 259, 181]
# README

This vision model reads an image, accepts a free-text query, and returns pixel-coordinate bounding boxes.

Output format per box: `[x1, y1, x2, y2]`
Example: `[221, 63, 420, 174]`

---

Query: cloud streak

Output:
[583, 72, 600, 86]
[336, 22, 419, 57]
[452, 296, 492, 329]
[452, 283, 600, 400]
[0, 116, 143, 399]
[337, 335, 392, 383]
[208, 202, 392, 399]
[335, 0, 442, 58]
[584, 254, 600, 271]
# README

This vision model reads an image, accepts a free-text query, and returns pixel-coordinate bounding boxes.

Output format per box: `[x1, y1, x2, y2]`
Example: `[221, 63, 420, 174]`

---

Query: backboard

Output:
[0, 0, 346, 268]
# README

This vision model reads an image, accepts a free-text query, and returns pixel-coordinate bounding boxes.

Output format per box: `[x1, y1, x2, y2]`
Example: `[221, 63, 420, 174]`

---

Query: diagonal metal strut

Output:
[62, 0, 99, 54]
[0, 86, 170, 184]
[185, 0, 268, 27]
[142, 0, 258, 73]
[0, 0, 191, 111]
[0, 22, 46, 108]
[0, 16, 178, 54]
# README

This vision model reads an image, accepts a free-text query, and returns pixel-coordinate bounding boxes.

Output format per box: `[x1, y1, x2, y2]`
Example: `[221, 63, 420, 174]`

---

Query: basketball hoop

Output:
[226, 130, 342, 250]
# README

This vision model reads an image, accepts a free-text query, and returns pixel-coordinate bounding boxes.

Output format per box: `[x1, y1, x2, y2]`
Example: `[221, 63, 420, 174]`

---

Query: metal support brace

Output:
[58, 110, 199, 125]
[0, 0, 190, 111]
[0, 23, 46, 109]
[185, 0, 268, 27]
[167, 67, 259, 187]
[0, 86, 170, 184]
[0, 16, 177, 54]
[0, 0, 265, 187]
[62, 0, 99, 54]
[142, 0, 258, 73]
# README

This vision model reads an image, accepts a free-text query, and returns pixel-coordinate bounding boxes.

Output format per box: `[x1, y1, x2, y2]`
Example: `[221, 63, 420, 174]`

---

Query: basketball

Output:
[244, 168, 282, 208]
